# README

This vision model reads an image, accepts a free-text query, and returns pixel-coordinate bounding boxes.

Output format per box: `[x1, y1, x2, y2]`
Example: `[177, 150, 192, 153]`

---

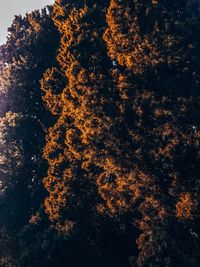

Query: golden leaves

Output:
[40, 67, 65, 115]
[41, 5, 200, 265]
[42, 0, 115, 226]
[176, 193, 197, 220]
[103, 0, 162, 75]
[97, 166, 153, 215]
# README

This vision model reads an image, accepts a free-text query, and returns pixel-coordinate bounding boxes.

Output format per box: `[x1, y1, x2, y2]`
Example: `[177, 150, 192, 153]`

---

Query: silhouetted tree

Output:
[103, 0, 200, 266]
[0, 6, 59, 264]
[1, 0, 200, 266]
[40, 0, 137, 266]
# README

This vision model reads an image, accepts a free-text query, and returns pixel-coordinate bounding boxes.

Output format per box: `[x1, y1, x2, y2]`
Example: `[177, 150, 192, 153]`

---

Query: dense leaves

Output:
[103, 0, 200, 266]
[1, 0, 200, 266]
[0, 6, 59, 265]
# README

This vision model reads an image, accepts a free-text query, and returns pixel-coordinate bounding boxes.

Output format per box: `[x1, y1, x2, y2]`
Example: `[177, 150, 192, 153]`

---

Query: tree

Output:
[0, 6, 59, 264]
[39, 0, 137, 266]
[1, 0, 200, 266]
[103, 0, 200, 265]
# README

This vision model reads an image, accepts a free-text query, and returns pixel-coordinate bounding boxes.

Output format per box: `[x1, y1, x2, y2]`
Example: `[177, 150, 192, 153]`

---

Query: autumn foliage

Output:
[1, 0, 200, 266]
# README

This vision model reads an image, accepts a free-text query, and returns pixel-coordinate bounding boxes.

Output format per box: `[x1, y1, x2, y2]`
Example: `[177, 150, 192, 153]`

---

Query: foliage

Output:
[0, 6, 59, 265]
[1, 0, 200, 266]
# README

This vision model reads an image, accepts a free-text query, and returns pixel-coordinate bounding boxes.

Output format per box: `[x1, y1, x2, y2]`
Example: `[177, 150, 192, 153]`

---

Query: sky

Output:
[0, 0, 54, 44]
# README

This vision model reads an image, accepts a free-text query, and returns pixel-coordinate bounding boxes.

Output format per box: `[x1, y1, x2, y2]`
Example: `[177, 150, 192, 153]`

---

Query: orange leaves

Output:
[38, 1, 200, 265]
[103, 0, 162, 75]
[65, 128, 82, 160]
[97, 166, 153, 215]
[42, 0, 114, 227]
[44, 168, 76, 222]
[139, 195, 167, 221]
[40, 67, 65, 115]
[52, 1, 69, 32]
[43, 119, 66, 163]
[176, 193, 197, 220]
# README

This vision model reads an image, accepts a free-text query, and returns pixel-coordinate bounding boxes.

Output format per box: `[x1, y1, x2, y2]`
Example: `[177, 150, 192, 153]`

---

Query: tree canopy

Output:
[1, 0, 200, 266]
